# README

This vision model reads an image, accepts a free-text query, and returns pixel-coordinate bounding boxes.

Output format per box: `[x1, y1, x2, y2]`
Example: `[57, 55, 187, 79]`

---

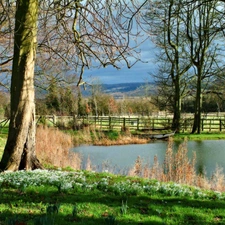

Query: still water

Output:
[73, 140, 225, 176]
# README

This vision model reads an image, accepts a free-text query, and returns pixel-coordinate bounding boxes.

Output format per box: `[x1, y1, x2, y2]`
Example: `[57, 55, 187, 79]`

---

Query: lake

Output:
[73, 140, 225, 176]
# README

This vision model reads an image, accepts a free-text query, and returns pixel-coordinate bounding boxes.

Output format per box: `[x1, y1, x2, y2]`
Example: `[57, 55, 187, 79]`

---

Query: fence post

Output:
[184, 119, 187, 132]
[137, 118, 139, 130]
[53, 114, 57, 125]
[123, 117, 126, 129]
[220, 119, 222, 131]
[109, 116, 112, 130]
[94, 116, 97, 128]
[201, 119, 204, 131]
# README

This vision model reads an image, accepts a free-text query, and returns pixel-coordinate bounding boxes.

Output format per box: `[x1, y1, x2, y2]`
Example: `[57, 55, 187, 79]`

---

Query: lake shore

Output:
[92, 131, 225, 146]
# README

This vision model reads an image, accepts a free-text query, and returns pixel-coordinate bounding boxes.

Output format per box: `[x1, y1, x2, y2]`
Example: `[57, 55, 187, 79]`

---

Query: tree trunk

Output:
[172, 76, 181, 132]
[192, 69, 202, 134]
[0, 0, 43, 171]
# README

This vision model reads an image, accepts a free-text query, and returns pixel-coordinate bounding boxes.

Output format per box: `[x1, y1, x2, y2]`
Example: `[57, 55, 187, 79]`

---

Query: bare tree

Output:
[184, 0, 223, 133]
[147, 0, 191, 132]
[147, 0, 225, 133]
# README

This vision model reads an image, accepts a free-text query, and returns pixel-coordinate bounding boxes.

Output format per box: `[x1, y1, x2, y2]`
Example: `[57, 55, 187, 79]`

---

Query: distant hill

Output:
[81, 82, 155, 98]
[33, 82, 156, 99]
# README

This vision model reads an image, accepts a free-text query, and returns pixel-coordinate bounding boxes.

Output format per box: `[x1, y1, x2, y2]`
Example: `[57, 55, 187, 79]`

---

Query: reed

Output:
[129, 138, 225, 192]
[94, 136, 148, 146]
[128, 155, 142, 176]
[36, 126, 81, 169]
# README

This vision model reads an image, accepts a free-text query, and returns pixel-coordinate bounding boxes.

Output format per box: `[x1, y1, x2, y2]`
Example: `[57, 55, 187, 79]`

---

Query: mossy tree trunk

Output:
[0, 0, 43, 171]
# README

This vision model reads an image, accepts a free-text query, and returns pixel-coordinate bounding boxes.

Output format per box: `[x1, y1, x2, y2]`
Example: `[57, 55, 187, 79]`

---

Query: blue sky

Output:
[83, 39, 158, 84]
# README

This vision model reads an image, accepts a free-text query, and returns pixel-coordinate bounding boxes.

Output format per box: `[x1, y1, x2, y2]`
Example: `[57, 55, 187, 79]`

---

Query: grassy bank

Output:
[175, 132, 225, 140]
[1, 170, 225, 225]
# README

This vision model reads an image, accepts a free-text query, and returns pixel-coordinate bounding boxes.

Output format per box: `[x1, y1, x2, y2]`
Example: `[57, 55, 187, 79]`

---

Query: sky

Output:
[83, 39, 158, 84]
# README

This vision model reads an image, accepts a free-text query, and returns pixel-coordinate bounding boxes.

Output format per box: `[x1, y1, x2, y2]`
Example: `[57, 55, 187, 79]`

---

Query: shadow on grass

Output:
[3, 212, 165, 225]
[1, 187, 225, 224]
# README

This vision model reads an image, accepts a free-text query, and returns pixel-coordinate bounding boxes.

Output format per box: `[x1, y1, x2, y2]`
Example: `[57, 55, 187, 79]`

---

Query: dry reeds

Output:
[129, 137, 225, 192]
[73, 126, 96, 145]
[161, 138, 196, 185]
[36, 126, 81, 169]
[94, 136, 148, 146]
[128, 156, 142, 176]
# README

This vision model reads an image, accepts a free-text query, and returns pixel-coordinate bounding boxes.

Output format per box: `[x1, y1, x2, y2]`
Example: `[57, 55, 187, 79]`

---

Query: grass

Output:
[175, 132, 225, 140]
[1, 170, 225, 225]
[0, 137, 6, 156]
[0, 126, 7, 157]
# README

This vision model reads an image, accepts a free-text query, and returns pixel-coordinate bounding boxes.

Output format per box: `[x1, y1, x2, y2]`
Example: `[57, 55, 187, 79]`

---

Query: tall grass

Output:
[36, 126, 81, 169]
[129, 138, 225, 192]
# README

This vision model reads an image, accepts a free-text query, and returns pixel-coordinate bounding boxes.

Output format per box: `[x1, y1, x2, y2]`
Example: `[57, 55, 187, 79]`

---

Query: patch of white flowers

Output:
[110, 180, 143, 196]
[0, 170, 224, 200]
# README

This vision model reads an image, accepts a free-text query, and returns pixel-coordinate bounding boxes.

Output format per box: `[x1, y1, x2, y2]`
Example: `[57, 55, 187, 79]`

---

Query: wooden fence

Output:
[33, 115, 225, 132]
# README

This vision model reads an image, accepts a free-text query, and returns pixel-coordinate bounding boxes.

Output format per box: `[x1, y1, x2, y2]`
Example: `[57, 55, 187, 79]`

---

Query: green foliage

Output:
[37, 116, 47, 125]
[33, 215, 55, 225]
[105, 130, 119, 140]
[72, 204, 78, 217]
[5, 216, 19, 225]
[105, 215, 117, 225]
[120, 200, 128, 215]
[36, 99, 48, 115]
[46, 204, 60, 215]
[45, 79, 61, 114]
[44, 78, 77, 116]
[77, 89, 86, 116]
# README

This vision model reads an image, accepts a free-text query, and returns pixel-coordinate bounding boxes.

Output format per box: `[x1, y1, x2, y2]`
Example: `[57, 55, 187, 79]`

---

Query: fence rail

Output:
[1, 115, 225, 132]
[31, 115, 225, 132]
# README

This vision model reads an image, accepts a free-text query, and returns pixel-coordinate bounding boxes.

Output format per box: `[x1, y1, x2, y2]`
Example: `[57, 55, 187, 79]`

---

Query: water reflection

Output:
[73, 140, 225, 176]
[187, 140, 225, 176]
